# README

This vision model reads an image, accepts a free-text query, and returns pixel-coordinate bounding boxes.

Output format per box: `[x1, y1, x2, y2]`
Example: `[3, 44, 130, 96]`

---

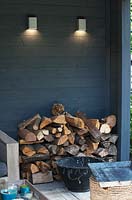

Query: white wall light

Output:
[28, 17, 37, 30]
[78, 18, 86, 32]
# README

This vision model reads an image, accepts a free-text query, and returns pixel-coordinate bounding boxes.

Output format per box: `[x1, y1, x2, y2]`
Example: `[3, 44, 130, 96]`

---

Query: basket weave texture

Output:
[90, 176, 132, 200]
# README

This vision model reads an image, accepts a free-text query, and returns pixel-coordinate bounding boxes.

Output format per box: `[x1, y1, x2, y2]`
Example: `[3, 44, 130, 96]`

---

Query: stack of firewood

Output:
[18, 103, 118, 184]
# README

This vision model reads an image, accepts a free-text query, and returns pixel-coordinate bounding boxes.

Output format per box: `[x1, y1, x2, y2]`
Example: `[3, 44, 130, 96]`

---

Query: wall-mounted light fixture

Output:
[28, 17, 37, 30]
[78, 18, 86, 32]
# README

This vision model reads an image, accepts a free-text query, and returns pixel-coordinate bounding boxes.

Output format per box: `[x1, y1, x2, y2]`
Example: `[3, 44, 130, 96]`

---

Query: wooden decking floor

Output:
[35, 181, 90, 200]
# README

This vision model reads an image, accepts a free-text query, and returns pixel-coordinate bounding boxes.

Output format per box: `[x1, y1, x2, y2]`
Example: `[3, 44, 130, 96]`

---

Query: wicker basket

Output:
[90, 176, 132, 200]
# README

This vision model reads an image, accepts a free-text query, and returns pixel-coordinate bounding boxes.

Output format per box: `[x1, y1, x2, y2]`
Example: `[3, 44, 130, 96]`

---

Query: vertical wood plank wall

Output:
[0, 0, 108, 139]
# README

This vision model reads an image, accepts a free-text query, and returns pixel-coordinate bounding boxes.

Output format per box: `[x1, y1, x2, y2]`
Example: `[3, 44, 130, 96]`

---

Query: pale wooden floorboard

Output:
[35, 181, 90, 200]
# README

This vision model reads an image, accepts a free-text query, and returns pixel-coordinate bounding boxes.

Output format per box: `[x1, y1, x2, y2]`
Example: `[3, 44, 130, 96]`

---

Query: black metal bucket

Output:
[56, 156, 102, 192]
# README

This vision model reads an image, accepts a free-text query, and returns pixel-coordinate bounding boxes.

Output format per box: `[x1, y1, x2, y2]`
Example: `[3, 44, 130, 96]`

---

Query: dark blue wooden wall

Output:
[0, 0, 109, 139]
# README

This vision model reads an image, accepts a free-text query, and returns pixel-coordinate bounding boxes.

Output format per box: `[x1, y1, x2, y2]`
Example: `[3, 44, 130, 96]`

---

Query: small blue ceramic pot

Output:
[20, 185, 30, 195]
[0, 189, 17, 200]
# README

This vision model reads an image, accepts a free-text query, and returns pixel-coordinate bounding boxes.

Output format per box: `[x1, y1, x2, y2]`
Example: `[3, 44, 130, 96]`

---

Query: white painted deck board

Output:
[34, 181, 90, 200]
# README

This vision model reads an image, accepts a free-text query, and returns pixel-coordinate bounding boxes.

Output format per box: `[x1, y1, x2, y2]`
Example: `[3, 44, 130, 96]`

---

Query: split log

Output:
[63, 125, 71, 135]
[48, 145, 58, 155]
[51, 160, 60, 174]
[35, 129, 49, 141]
[39, 117, 52, 129]
[56, 135, 68, 145]
[104, 115, 116, 128]
[84, 140, 99, 155]
[108, 144, 117, 156]
[57, 127, 63, 132]
[76, 112, 101, 142]
[34, 144, 49, 155]
[20, 145, 36, 157]
[88, 119, 100, 129]
[78, 137, 86, 145]
[51, 103, 65, 116]
[101, 141, 111, 148]
[21, 154, 50, 164]
[38, 129, 49, 136]
[44, 134, 54, 142]
[18, 114, 40, 130]
[22, 163, 39, 174]
[100, 123, 111, 134]
[55, 132, 62, 138]
[100, 134, 112, 141]
[68, 133, 75, 145]
[18, 129, 37, 142]
[65, 113, 85, 129]
[52, 115, 67, 124]
[32, 115, 41, 130]
[31, 171, 53, 184]
[35, 161, 51, 173]
[108, 134, 118, 144]
[57, 147, 66, 156]
[19, 139, 44, 145]
[35, 130, 44, 141]
[62, 141, 69, 147]
[93, 148, 109, 157]
[80, 144, 88, 152]
[46, 127, 57, 134]
[65, 144, 80, 155]
[76, 126, 89, 136]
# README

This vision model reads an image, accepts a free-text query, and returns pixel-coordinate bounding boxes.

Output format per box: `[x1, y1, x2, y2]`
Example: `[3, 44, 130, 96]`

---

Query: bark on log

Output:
[76, 126, 89, 136]
[101, 141, 111, 148]
[93, 148, 109, 157]
[21, 154, 50, 164]
[65, 144, 80, 155]
[108, 135, 118, 144]
[32, 116, 41, 131]
[18, 114, 40, 130]
[62, 141, 69, 147]
[76, 112, 101, 142]
[100, 134, 112, 141]
[35, 161, 51, 173]
[44, 134, 54, 142]
[108, 144, 117, 156]
[51, 103, 65, 116]
[65, 113, 85, 129]
[104, 115, 116, 128]
[18, 129, 37, 142]
[48, 144, 58, 155]
[57, 147, 66, 156]
[80, 144, 88, 151]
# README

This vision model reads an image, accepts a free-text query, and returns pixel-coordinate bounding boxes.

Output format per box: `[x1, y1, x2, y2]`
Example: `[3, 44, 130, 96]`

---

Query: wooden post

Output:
[0, 130, 20, 181]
